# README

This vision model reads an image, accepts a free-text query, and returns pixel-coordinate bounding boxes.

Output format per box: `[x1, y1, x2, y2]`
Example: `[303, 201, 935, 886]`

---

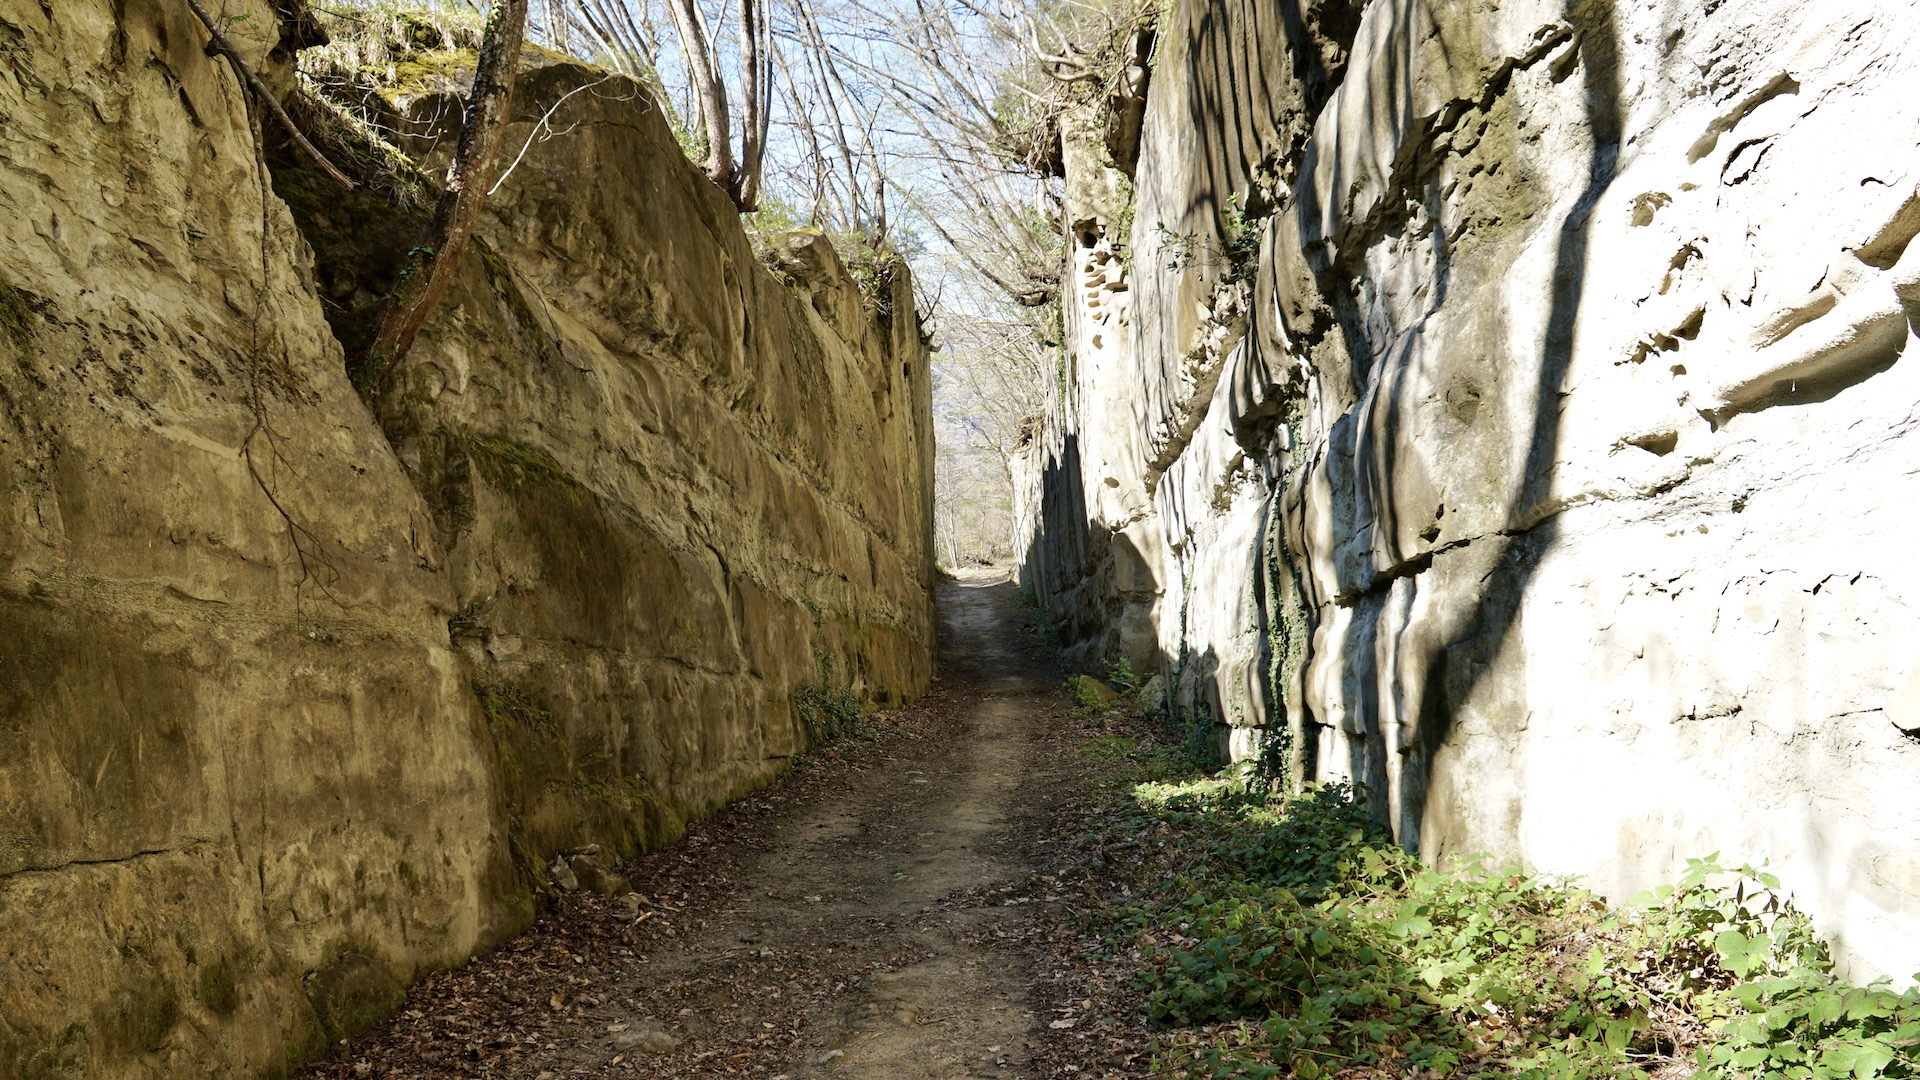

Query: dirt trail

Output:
[302, 572, 1087, 1079]
[666, 571, 1058, 1078]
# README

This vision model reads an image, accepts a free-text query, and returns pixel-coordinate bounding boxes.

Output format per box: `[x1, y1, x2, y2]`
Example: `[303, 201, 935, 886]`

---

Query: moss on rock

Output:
[302, 952, 407, 1044]
[466, 435, 583, 495]
[0, 271, 35, 352]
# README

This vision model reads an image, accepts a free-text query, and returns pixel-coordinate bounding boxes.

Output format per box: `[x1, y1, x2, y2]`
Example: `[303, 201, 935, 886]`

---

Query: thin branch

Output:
[490, 72, 627, 194]
[185, 0, 356, 190]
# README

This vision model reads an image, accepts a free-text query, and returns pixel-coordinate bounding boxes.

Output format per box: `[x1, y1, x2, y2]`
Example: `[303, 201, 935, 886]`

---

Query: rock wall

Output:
[1014, 0, 1920, 979]
[0, 4, 934, 1076]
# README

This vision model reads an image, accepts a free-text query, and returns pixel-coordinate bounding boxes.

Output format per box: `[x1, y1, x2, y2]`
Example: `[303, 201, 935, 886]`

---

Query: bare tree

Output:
[766, 0, 890, 240]
[650, 0, 771, 208]
[561, 0, 670, 85]
[540, 0, 771, 210]
[361, 0, 532, 391]
[812, 0, 1152, 561]
[541, 0, 572, 50]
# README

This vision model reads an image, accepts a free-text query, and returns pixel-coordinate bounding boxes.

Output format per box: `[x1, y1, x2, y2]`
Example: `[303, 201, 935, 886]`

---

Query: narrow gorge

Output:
[3, 0, 1919, 1076]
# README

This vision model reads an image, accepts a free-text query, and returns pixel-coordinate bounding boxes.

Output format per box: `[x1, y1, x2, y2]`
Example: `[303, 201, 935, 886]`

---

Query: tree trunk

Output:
[734, 0, 770, 211]
[666, 0, 733, 192]
[361, 0, 530, 396]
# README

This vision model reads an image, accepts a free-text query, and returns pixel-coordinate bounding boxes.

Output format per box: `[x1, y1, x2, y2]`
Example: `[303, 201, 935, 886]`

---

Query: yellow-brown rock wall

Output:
[0, 4, 933, 1075]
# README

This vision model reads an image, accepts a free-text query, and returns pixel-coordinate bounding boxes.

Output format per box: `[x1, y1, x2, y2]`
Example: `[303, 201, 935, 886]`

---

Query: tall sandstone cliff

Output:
[0, 3, 934, 1075]
[1015, 0, 1920, 979]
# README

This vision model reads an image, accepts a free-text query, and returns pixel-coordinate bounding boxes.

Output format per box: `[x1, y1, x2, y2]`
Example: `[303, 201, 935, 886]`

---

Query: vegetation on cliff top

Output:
[299, 2, 487, 87]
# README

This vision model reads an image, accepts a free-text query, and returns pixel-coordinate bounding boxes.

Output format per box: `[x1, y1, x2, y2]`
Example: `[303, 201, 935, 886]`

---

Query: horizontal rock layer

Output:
[0, 3, 933, 1076]
[1015, 0, 1920, 979]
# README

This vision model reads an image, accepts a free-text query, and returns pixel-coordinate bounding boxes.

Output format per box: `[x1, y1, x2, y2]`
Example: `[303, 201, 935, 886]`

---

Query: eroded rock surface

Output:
[1015, 0, 1920, 979]
[0, 3, 932, 1075]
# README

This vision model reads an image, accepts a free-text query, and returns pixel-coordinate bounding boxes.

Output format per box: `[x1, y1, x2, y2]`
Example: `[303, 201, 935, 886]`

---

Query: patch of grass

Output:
[839, 243, 904, 328]
[300, 3, 487, 94]
[1075, 751, 1920, 1078]
[794, 651, 869, 747]
[1160, 699, 1217, 774]
[1080, 733, 1194, 786]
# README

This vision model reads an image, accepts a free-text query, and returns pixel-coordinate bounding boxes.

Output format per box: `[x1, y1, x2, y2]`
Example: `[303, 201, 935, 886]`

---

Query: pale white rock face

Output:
[1013, 105, 1171, 672]
[1016, 0, 1920, 979]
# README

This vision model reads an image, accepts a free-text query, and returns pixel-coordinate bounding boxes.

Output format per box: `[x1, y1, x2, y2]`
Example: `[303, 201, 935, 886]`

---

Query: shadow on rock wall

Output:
[1389, 0, 1623, 851]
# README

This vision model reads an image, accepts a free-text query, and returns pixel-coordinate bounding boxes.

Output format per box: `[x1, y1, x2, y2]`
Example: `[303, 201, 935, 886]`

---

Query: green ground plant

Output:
[1074, 737, 1920, 1078]
[794, 651, 869, 747]
[1169, 701, 1217, 774]
[1014, 582, 1062, 646]
[1068, 675, 1107, 711]
[1069, 673, 1126, 713]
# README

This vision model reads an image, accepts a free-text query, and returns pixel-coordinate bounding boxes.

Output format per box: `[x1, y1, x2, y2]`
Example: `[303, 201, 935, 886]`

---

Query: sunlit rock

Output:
[1015, 0, 1920, 981]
